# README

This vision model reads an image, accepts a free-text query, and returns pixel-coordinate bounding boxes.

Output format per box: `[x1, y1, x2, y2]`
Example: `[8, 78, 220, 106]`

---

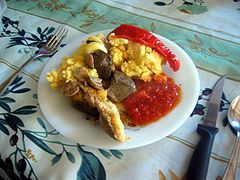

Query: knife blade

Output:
[186, 75, 226, 180]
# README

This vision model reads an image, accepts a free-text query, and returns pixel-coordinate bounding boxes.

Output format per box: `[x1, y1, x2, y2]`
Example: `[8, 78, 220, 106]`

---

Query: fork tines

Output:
[46, 26, 68, 49]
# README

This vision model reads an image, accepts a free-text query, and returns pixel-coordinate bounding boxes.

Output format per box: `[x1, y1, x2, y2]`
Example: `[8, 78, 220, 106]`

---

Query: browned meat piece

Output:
[70, 92, 99, 117]
[107, 71, 136, 102]
[92, 50, 114, 80]
[79, 85, 126, 142]
[98, 101, 126, 142]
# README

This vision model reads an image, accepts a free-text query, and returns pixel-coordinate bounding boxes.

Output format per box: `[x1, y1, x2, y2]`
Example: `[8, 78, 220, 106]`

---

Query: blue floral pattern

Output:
[1, 16, 54, 49]
[0, 74, 124, 179]
[0, 15, 125, 180]
[190, 87, 237, 135]
[154, 0, 208, 14]
[0, 10, 238, 179]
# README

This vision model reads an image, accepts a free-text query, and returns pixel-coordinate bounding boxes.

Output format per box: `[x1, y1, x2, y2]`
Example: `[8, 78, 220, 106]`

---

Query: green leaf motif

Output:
[4, 114, 18, 131]
[0, 118, 6, 124]
[0, 97, 15, 103]
[24, 131, 57, 155]
[47, 27, 55, 35]
[0, 102, 11, 112]
[12, 76, 22, 85]
[222, 116, 228, 127]
[77, 144, 106, 180]
[0, 123, 10, 135]
[150, 23, 157, 33]
[25, 37, 36, 41]
[10, 81, 25, 91]
[31, 34, 40, 41]
[154, 1, 167, 6]
[66, 151, 75, 163]
[196, 104, 204, 109]
[12, 88, 31, 94]
[37, 27, 42, 34]
[51, 154, 62, 165]
[37, 117, 46, 130]
[110, 150, 123, 159]
[12, 105, 37, 115]
[18, 29, 25, 36]
[99, 149, 111, 159]
[177, 3, 208, 15]
[6, 114, 24, 127]
[42, 27, 49, 34]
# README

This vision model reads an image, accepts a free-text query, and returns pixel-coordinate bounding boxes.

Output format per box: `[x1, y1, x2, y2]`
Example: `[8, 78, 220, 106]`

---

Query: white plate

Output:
[38, 30, 200, 150]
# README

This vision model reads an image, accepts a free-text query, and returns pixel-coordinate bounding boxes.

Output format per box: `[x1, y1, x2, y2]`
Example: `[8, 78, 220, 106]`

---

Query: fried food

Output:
[46, 24, 181, 142]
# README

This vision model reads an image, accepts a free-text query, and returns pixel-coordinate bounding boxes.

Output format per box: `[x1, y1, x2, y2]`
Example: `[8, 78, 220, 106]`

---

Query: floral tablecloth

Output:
[0, 0, 240, 180]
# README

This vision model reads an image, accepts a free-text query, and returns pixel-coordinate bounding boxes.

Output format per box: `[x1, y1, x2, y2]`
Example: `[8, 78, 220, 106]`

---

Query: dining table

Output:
[0, 0, 240, 180]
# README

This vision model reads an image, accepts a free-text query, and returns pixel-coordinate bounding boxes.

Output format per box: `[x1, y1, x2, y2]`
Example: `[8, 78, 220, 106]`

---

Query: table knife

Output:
[186, 75, 226, 180]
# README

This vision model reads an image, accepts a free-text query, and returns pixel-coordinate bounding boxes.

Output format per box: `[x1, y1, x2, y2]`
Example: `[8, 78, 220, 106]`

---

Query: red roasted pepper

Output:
[108, 24, 180, 72]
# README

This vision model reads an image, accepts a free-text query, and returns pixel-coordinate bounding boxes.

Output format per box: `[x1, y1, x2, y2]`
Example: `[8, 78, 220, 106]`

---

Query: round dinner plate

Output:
[38, 30, 200, 150]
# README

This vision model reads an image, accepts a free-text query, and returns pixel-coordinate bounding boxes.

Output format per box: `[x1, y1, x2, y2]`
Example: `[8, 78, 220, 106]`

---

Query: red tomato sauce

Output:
[123, 76, 181, 126]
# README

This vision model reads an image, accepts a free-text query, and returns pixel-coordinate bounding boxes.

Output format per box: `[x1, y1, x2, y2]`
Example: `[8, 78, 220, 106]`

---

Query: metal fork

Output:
[0, 26, 68, 96]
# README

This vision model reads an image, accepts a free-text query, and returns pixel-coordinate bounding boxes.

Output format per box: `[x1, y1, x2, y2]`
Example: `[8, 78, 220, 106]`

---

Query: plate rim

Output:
[38, 29, 200, 150]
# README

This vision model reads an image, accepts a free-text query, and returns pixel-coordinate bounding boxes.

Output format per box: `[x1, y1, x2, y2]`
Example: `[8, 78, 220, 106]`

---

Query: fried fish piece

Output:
[98, 100, 125, 142]
[79, 85, 126, 142]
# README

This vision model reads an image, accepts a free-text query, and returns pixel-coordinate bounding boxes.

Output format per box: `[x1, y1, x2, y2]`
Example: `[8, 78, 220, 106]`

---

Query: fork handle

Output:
[222, 132, 240, 180]
[0, 54, 40, 96]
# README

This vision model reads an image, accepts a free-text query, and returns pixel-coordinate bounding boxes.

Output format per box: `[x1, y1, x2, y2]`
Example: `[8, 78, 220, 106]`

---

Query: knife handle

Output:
[186, 124, 219, 180]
